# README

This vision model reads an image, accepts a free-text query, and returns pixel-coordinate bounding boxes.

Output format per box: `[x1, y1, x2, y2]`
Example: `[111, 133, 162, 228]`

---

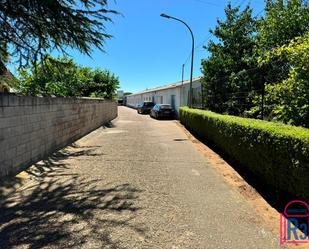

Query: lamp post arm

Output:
[169, 17, 195, 46]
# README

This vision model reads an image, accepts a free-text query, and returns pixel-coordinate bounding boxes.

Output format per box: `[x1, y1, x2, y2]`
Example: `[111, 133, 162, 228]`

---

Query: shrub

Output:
[180, 107, 309, 201]
[16, 56, 120, 99]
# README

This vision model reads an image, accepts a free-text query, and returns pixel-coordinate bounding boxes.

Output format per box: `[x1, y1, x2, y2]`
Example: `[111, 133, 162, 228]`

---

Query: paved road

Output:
[0, 106, 279, 249]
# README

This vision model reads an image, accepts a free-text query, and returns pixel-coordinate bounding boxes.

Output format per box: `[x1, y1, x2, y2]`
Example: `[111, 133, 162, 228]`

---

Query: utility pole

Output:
[181, 64, 185, 106]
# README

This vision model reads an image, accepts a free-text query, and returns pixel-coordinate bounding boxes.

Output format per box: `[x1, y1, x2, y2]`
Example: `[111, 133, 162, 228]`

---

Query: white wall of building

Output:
[126, 78, 202, 116]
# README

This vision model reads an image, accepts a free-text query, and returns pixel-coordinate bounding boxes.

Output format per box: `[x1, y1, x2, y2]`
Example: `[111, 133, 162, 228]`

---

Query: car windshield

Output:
[144, 102, 154, 107]
[160, 105, 172, 109]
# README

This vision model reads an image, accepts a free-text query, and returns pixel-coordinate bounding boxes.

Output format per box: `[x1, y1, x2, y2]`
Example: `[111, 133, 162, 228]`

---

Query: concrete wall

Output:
[0, 94, 117, 177]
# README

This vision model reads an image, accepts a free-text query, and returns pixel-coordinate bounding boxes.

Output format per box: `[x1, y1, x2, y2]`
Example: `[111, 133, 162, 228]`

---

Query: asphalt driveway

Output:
[0, 106, 279, 248]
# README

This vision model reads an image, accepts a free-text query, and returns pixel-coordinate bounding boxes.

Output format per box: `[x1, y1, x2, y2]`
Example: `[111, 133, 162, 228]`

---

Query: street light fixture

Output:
[160, 13, 171, 19]
[160, 13, 195, 108]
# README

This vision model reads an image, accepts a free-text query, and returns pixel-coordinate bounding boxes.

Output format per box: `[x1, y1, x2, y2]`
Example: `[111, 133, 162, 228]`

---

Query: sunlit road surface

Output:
[0, 106, 279, 249]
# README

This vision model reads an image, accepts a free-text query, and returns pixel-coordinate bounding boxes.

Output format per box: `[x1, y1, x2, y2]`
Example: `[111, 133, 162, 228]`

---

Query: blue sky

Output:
[10, 0, 266, 93]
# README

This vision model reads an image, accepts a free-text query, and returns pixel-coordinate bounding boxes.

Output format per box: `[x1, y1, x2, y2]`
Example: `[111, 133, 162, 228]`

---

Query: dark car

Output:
[137, 101, 155, 114]
[150, 104, 175, 119]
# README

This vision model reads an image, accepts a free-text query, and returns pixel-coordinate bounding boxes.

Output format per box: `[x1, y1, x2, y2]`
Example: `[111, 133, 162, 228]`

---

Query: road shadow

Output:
[102, 121, 116, 129]
[149, 115, 176, 121]
[0, 144, 144, 249]
[0, 177, 23, 204]
[173, 138, 188, 142]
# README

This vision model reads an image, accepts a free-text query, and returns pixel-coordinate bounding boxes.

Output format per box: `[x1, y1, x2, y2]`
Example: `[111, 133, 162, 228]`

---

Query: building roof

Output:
[128, 77, 202, 96]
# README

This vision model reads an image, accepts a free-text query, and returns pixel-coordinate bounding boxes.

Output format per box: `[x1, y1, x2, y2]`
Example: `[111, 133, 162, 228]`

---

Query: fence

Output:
[192, 87, 266, 119]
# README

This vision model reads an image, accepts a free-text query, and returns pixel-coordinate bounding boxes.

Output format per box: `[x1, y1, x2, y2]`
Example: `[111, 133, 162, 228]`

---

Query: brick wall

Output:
[0, 94, 117, 177]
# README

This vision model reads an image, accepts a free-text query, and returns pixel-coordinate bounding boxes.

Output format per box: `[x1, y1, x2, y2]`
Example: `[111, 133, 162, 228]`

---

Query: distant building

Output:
[0, 62, 14, 93]
[117, 90, 124, 99]
[126, 77, 202, 116]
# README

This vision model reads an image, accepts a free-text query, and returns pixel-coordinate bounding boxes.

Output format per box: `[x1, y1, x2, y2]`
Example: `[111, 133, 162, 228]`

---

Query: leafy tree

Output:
[17, 57, 82, 96]
[16, 56, 119, 99]
[259, 32, 309, 127]
[257, 0, 309, 85]
[0, 0, 117, 67]
[83, 69, 120, 99]
[246, 0, 309, 122]
[258, 0, 309, 51]
[201, 0, 309, 127]
[201, 4, 260, 115]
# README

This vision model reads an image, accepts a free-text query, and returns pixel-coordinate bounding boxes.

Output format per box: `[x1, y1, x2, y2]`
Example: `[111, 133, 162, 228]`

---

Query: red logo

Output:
[280, 200, 309, 244]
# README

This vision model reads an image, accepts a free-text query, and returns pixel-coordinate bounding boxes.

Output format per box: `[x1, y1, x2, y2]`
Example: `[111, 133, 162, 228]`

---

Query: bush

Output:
[180, 107, 309, 201]
[16, 56, 119, 99]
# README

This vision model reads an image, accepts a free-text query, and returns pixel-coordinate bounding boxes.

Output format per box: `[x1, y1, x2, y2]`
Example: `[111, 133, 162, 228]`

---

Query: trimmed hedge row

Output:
[180, 107, 309, 201]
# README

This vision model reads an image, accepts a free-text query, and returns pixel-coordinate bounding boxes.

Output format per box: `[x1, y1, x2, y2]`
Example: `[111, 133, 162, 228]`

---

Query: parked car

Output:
[137, 101, 155, 114]
[150, 104, 175, 119]
[117, 99, 124, 105]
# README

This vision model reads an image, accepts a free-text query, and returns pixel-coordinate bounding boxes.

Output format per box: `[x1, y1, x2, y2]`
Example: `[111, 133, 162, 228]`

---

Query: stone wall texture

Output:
[0, 94, 117, 177]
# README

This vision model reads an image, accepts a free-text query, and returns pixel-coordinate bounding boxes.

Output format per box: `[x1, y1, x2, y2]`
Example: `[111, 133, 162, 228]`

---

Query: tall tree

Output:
[258, 0, 309, 51]
[257, 0, 309, 85]
[0, 0, 117, 67]
[201, 4, 259, 115]
[259, 32, 309, 127]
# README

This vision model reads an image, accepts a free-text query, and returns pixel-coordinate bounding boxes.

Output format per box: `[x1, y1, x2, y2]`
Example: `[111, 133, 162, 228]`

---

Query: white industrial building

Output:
[126, 77, 202, 116]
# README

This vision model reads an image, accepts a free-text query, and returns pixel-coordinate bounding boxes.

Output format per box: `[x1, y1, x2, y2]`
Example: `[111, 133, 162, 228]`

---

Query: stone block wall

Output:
[0, 94, 117, 177]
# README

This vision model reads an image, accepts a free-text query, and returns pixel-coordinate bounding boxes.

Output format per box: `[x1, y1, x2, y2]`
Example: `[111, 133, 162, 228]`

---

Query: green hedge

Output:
[180, 107, 309, 200]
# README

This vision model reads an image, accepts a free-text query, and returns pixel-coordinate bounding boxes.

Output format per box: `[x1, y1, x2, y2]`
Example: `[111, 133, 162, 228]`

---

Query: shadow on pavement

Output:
[102, 121, 116, 129]
[0, 144, 144, 249]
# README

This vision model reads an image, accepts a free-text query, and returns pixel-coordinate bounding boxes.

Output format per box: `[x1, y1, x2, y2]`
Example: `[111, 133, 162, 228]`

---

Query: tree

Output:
[258, 0, 309, 51]
[259, 32, 309, 127]
[257, 0, 309, 85]
[17, 57, 83, 96]
[201, 4, 259, 115]
[0, 0, 117, 67]
[83, 69, 120, 99]
[246, 0, 309, 123]
[16, 56, 119, 99]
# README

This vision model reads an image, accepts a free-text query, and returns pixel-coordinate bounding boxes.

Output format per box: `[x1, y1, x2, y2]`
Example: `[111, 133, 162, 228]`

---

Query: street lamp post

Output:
[160, 13, 195, 108]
